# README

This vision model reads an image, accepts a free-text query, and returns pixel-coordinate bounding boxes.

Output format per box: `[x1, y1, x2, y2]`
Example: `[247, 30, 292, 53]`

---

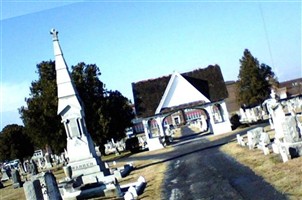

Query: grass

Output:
[0, 181, 25, 200]
[113, 147, 174, 200]
[220, 136, 302, 199]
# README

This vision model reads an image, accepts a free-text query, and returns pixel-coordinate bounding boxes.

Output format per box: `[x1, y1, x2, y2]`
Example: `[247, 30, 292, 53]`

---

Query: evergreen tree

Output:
[71, 62, 105, 145]
[236, 49, 278, 107]
[0, 124, 34, 162]
[19, 61, 65, 154]
[99, 90, 134, 142]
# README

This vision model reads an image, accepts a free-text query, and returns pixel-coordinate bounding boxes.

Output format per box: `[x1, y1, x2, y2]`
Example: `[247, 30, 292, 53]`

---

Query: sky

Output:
[0, 0, 301, 130]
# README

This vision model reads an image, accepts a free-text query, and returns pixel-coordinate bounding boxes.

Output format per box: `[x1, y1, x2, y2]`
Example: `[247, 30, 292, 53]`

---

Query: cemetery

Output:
[1, 29, 302, 199]
[236, 90, 302, 162]
[0, 29, 146, 200]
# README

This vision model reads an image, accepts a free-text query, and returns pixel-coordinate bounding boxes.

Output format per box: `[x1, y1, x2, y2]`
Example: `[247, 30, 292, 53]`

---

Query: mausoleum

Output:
[132, 65, 232, 150]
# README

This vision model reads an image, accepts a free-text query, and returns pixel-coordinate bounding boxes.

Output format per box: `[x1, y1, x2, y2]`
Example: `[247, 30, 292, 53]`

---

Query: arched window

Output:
[212, 104, 224, 123]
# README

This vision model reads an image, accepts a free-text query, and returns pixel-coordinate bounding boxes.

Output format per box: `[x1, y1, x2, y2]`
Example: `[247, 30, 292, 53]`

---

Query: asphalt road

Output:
[161, 126, 287, 200]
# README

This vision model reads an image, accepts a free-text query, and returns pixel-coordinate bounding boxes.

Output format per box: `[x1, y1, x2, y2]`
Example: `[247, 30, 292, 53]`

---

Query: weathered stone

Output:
[247, 127, 263, 150]
[12, 169, 22, 188]
[282, 116, 300, 143]
[1, 168, 11, 181]
[279, 145, 289, 162]
[259, 132, 270, 145]
[236, 134, 246, 146]
[23, 179, 43, 200]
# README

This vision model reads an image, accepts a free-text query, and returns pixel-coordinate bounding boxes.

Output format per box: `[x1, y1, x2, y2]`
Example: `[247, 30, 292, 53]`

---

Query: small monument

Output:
[50, 29, 109, 184]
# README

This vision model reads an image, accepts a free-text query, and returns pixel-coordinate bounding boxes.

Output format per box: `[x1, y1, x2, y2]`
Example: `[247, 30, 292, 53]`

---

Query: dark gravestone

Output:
[29, 161, 38, 176]
[44, 172, 62, 200]
[12, 169, 23, 188]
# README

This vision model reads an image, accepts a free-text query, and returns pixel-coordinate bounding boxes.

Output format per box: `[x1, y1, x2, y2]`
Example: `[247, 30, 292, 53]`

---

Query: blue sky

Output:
[1, 1, 301, 130]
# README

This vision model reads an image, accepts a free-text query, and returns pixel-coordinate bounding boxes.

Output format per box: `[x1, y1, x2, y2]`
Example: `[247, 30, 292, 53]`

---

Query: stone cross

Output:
[50, 28, 58, 41]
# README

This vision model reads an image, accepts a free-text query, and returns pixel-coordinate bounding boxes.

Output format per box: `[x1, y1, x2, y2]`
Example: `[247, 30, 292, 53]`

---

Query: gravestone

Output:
[23, 179, 43, 200]
[44, 153, 53, 169]
[236, 134, 246, 146]
[258, 132, 271, 154]
[247, 127, 263, 150]
[272, 104, 286, 141]
[282, 116, 300, 143]
[1, 168, 11, 181]
[25, 172, 62, 200]
[44, 172, 62, 200]
[12, 169, 22, 188]
[259, 132, 270, 145]
[29, 160, 38, 176]
[18, 162, 26, 175]
[23, 160, 30, 173]
[50, 29, 109, 184]
[279, 145, 289, 162]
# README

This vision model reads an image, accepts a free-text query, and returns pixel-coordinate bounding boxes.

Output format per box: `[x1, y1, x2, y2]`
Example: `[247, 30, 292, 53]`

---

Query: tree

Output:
[99, 90, 134, 142]
[236, 49, 278, 107]
[19, 61, 65, 154]
[19, 61, 134, 153]
[0, 124, 34, 162]
[71, 63, 134, 145]
[71, 62, 105, 145]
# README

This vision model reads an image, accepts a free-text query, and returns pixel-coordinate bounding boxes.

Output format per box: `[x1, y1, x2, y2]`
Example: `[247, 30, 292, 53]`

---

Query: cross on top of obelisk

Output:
[50, 28, 58, 41]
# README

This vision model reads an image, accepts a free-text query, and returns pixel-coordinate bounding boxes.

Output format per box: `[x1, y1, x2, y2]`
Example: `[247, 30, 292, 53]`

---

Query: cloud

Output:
[1, 81, 30, 113]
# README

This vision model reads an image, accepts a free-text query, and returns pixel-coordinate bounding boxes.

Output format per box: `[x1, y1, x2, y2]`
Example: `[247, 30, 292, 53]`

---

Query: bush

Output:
[230, 114, 241, 130]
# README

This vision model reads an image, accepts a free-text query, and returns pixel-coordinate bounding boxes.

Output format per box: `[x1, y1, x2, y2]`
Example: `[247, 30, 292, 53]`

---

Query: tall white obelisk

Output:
[50, 29, 109, 182]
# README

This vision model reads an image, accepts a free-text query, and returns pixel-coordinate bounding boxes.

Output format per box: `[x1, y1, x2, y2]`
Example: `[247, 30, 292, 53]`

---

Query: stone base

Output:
[80, 173, 117, 185]
[60, 181, 122, 200]
[272, 143, 280, 154]
[13, 182, 22, 189]
[68, 157, 110, 179]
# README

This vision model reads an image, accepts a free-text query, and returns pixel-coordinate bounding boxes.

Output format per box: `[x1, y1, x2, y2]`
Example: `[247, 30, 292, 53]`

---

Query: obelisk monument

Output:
[50, 29, 109, 183]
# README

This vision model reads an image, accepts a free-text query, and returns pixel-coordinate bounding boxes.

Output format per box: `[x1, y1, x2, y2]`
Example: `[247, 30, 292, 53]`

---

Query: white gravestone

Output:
[282, 116, 300, 143]
[247, 127, 263, 150]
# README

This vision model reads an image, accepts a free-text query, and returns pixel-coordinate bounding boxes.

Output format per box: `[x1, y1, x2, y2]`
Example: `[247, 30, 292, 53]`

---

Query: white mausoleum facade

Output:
[132, 66, 232, 151]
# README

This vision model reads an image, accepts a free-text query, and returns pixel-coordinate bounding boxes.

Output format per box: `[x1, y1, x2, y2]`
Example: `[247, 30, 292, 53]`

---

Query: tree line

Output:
[0, 49, 278, 162]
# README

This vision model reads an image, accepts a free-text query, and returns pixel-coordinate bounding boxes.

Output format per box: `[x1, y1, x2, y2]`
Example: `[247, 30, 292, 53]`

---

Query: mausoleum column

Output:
[155, 116, 165, 137]
[204, 106, 214, 133]
[142, 119, 150, 139]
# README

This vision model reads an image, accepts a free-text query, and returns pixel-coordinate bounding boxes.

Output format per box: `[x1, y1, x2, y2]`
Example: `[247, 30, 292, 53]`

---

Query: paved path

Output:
[119, 123, 287, 199]
[162, 125, 287, 200]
